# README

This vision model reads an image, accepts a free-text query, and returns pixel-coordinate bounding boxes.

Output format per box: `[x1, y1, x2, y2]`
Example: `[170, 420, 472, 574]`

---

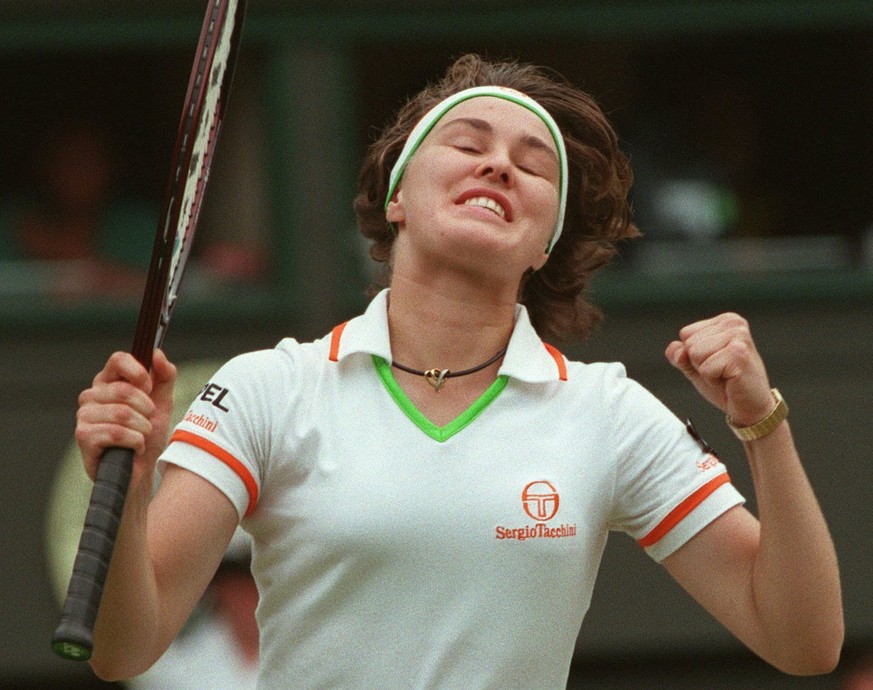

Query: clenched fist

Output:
[75, 349, 177, 486]
[665, 313, 775, 428]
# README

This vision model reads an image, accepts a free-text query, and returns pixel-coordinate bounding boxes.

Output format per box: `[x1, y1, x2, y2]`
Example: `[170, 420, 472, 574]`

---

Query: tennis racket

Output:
[51, 0, 247, 661]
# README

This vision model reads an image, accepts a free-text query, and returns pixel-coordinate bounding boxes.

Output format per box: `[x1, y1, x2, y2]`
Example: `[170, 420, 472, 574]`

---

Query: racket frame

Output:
[51, 0, 246, 662]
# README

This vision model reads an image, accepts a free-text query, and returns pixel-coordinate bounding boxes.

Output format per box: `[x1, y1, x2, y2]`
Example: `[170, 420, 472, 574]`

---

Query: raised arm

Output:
[75, 351, 238, 680]
[661, 313, 843, 675]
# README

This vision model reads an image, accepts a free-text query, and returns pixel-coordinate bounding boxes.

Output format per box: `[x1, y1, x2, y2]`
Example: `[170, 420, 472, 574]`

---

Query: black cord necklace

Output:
[391, 346, 508, 392]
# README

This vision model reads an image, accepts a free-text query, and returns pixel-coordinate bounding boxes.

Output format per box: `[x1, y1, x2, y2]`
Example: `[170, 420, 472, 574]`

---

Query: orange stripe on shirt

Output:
[169, 429, 259, 517]
[637, 472, 731, 548]
[329, 321, 349, 362]
[543, 342, 568, 381]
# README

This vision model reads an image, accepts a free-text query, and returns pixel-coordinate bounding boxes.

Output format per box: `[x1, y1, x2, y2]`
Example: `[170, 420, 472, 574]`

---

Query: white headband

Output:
[385, 85, 569, 253]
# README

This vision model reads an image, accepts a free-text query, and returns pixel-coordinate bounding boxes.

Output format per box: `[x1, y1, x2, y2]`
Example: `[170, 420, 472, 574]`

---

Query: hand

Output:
[75, 349, 177, 485]
[665, 313, 774, 426]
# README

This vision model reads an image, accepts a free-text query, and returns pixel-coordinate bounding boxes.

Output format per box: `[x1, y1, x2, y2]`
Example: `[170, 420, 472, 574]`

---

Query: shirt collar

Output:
[331, 289, 566, 383]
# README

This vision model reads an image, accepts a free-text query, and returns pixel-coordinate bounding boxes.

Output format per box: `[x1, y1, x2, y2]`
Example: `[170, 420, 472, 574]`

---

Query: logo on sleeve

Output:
[183, 411, 218, 433]
[495, 480, 577, 542]
[199, 382, 231, 412]
[696, 454, 720, 472]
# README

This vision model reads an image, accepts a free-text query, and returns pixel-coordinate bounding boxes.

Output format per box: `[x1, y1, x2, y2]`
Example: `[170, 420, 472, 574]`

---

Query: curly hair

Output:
[354, 54, 639, 344]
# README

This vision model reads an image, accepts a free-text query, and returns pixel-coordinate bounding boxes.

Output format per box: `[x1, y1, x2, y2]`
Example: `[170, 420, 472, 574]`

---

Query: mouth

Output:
[456, 189, 513, 222]
[464, 196, 506, 220]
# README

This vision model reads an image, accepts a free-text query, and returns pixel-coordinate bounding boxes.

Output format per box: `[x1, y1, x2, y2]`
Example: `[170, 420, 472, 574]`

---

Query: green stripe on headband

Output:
[385, 85, 569, 253]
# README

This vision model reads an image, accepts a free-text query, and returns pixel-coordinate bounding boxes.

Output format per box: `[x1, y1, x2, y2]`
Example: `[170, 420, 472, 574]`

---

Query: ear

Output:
[385, 188, 405, 224]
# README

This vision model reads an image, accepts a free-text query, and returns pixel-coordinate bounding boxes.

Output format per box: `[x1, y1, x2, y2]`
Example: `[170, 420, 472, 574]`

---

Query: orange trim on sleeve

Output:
[637, 472, 731, 548]
[543, 342, 568, 381]
[169, 429, 259, 517]
[329, 321, 349, 362]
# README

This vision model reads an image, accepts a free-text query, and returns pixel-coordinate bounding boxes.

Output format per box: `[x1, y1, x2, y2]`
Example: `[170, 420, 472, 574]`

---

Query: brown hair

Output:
[354, 54, 639, 344]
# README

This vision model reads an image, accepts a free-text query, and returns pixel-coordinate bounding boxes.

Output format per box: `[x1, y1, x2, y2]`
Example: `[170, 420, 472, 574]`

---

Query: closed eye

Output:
[517, 161, 550, 179]
[515, 151, 557, 182]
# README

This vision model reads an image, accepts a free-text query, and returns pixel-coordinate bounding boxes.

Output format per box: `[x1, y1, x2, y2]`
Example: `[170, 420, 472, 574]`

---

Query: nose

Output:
[476, 151, 513, 186]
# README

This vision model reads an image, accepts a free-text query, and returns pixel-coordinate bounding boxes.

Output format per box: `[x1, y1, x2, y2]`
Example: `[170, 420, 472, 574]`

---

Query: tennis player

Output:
[75, 54, 842, 687]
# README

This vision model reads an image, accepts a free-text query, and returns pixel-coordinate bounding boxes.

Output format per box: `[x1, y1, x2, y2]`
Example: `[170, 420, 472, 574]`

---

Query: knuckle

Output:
[727, 340, 752, 360]
[113, 403, 149, 433]
[112, 381, 134, 401]
[113, 382, 145, 409]
[684, 344, 697, 362]
[725, 312, 749, 329]
[685, 341, 703, 362]
[108, 350, 129, 366]
[113, 404, 136, 426]
[106, 352, 148, 385]
[106, 425, 133, 447]
[101, 353, 126, 380]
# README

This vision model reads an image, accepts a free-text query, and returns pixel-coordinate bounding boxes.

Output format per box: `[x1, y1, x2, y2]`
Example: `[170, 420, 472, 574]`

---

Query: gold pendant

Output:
[424, 368, 449, 392]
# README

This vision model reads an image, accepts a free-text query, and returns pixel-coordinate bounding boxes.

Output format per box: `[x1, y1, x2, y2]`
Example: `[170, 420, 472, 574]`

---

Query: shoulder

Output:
[563, 357, 626, 379]
[209, 334, 336, 394]
[559, 357, 681, 435]
[564, 357, 660, 400]
[219, 335, 327, 374]
[561, 357, 630, 395]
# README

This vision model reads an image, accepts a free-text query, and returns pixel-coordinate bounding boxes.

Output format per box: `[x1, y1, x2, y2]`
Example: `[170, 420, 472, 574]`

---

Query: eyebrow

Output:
[438, 116, 559, 163]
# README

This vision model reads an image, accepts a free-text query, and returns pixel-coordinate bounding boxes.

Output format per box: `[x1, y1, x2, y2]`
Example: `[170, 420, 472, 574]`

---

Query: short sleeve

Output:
[606, 369, 745, 562]
[158, 348, 288, 519]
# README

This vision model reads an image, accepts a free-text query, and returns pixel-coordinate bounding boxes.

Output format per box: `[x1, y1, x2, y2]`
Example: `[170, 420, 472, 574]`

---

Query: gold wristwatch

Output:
[726, 388, 789, 442]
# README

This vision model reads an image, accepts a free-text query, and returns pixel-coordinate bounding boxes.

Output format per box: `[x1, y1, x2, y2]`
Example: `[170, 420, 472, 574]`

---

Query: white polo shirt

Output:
[160, 289, 744, 689]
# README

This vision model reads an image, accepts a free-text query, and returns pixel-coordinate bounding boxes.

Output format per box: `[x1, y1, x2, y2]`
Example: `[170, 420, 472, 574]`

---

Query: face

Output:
[386, 96, 561, 280]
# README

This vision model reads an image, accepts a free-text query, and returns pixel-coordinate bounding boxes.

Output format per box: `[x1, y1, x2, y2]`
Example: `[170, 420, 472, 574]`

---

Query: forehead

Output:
[434, 96, 558, 152]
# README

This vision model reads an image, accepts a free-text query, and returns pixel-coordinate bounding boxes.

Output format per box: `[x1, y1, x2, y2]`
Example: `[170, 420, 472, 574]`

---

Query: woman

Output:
[76, 55, 842, 687]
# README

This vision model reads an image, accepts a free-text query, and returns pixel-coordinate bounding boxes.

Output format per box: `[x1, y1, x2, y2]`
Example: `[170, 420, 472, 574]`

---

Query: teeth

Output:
[464, 196, 506, 219]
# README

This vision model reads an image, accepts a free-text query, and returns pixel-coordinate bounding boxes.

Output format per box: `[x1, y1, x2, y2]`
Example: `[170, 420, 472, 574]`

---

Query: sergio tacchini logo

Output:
[522, 480, 560, 521]
[495, 480, 577, 542]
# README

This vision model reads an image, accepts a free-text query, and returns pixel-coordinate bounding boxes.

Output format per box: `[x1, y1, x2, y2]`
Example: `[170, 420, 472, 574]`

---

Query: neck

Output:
[387, 270, 517, 372]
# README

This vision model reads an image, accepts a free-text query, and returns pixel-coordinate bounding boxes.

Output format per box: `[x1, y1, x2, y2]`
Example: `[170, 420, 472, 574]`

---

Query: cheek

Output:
[396, 155, 463, 217]
[531, 185, 560, 237]
[411, 151, 466, 189]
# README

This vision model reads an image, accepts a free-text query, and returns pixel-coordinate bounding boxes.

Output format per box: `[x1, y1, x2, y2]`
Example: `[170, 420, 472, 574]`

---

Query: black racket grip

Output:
[51, 446, 135, 661]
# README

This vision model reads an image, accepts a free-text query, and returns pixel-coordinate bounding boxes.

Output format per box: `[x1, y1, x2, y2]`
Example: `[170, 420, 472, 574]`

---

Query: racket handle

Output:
[51, 446, 135, 661]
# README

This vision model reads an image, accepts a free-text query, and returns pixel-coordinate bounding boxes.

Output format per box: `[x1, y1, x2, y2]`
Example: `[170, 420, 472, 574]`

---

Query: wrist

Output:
[726, 388, 789, 442]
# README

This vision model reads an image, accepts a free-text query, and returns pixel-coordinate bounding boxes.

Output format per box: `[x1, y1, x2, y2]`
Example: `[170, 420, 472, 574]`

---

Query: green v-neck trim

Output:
[372, 355, 509, 442]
